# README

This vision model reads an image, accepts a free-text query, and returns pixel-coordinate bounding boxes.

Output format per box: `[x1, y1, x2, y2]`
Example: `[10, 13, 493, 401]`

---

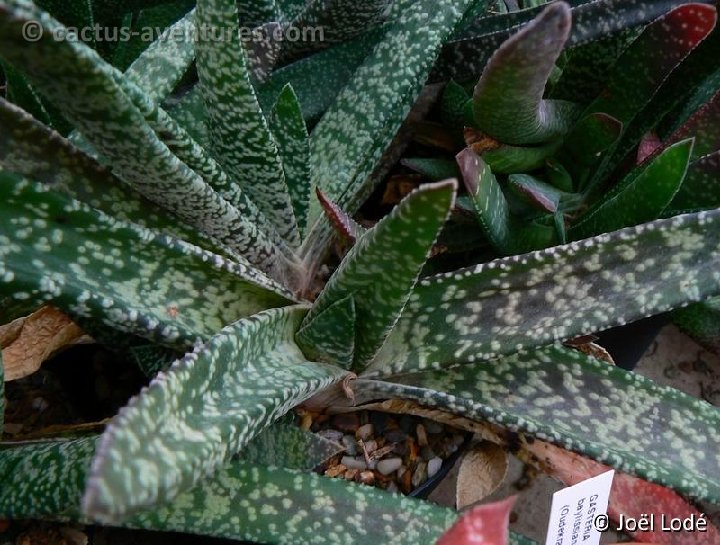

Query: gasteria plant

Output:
[1, 0, 720, 544]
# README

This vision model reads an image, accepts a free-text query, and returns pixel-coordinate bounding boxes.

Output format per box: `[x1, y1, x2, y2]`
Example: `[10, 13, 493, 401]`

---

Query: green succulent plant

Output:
[1, 0, 719, 544]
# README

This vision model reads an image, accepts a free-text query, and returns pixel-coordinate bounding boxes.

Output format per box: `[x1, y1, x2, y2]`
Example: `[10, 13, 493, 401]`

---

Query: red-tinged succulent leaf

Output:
[585, 4, 717, 127]
[665, 88, 720, 160]
[636, 132, 663, 164]
[527, 441, 720, 545]
[316, 188, 366, 244]
[584, 4, 716, 191]
[472, 2, 580, 145]
[436, 496, 515, 545]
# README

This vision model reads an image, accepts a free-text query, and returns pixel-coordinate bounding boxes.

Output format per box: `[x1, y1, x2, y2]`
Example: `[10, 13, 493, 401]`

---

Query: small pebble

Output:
[428, 457, 443, 478]
[377, 457, 403, 475]
[342, 435, 357, 456]
[341, 456, 368, 471]
[416, 424, 428, 447]
[412, 460, 428, 488]
[367, 459, 377, 470]
[344, 468, 359, 481]
[387, 482, 400, 494]
[356, 423, 374, 441]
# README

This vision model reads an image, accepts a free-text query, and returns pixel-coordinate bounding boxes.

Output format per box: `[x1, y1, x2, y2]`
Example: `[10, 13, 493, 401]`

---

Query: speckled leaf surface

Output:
[457, 149, 556, 254]
[302, 0, 480, 249]
[237, 0, 277, 27]
[0, 174, 292, 345]
[239, 417, 344, 471]
[0, 0, 289, 276]
[366, 208, 720, 375]
[282, 0, 390, 60]
[570, 139, 693, 239]
[436, 0, 700, 83]
[296, 295, 356, 367]
[194, 0, 300, 247]
[357, 344, 720, 503]
[583, 4, 716, 186]
[123, 8, 196, 103]
[0, 436, 96, 519]
[257, 30, 382, 124]
[471, 2, 580, 145]
[82, 306, 348, 521]
[300, 182, 456, 370]
[270, 85, 311, 237]
[0, 98, 209, 247]
[0, 436, 477, 545]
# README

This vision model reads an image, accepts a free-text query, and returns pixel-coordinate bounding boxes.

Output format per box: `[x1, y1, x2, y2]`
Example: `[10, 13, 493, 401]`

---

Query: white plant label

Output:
[544, 470, 614, 545]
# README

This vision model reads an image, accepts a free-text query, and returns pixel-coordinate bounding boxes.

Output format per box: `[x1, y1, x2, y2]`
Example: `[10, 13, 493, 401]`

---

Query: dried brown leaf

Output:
[456, 442, 509, 509]
[2, 306, 88, 381]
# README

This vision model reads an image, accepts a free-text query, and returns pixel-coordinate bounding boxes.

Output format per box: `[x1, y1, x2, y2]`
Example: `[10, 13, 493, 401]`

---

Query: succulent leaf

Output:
[436, 497, 515, 545]
[238, 416, 345, 470]
[481, 139, 562, 174]
[672, 296, 720, 355]
[0, 437, 506, 545]
[570, 138, 693, 239]
[472, 2, 580, 145]
[0, 173, 293, 345]
[122, 7, 196, 102]
[402, 158, 462, 182]
[237, 0, 277, 27]
[82, 306, 348, 521]
[670, 150, 720, 211]
[301, 181, 456, 370]
[194, 0, 300, 247]
[583, 3, 716, 188]
[0, 0, 290, 275]
[664, 88, 720, 160]
[282, 0, 391, 61]
[438, 0, 715, 83]
[0, 98, 213, 248]
[358, 343, 720, 503]
[302, 0, 479, 256]
[315, 189, 367, 244]
[457, 149, 557, 254]
[558, 112, 623, 186]
[296, 295, 356, 367]
[367, 207, 720, 375]
[440, 79, 471, 128]
[270, 84, 312, 236]
[258, 30, 383, 125]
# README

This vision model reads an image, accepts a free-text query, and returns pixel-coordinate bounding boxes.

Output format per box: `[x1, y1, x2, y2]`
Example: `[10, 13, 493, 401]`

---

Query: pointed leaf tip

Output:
[456, 148, 485, 195]
[472, 1, 577, 145]
[436, 496, 515, 545]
